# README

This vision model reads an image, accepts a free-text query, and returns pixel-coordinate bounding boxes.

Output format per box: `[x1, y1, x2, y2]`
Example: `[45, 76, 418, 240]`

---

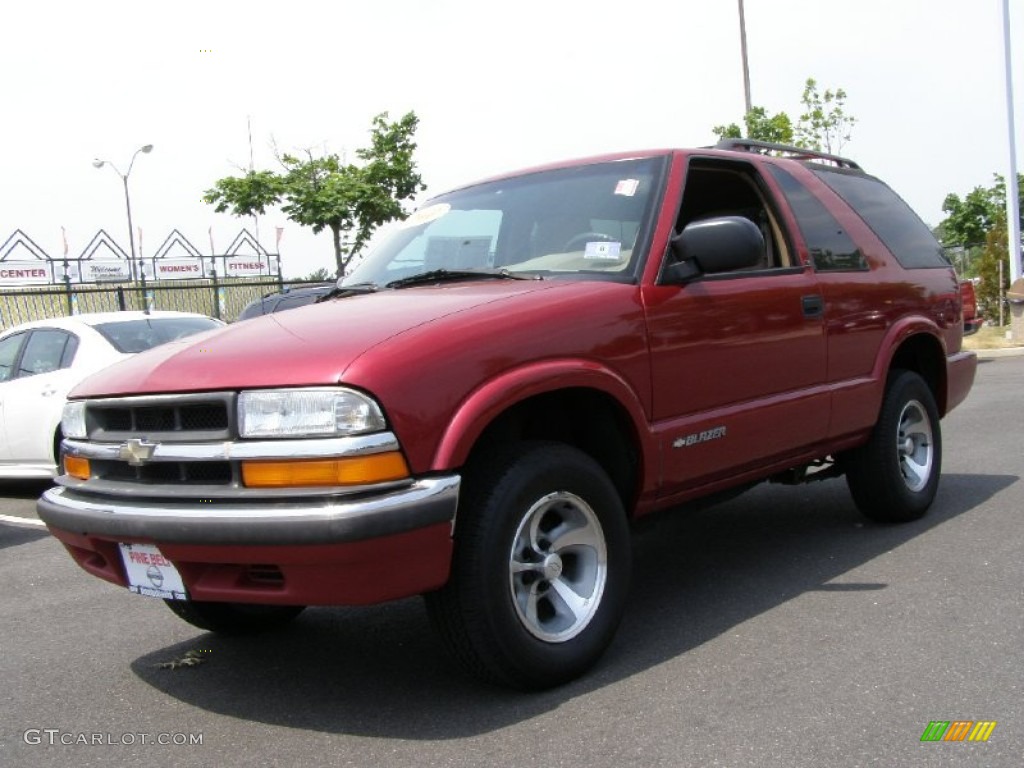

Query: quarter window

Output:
[0, 332, 26, 382]
[814, 169, 949, 269]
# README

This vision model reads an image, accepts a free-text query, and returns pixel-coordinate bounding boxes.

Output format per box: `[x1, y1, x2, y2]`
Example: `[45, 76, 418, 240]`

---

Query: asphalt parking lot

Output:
[1, 356, 1021, 767]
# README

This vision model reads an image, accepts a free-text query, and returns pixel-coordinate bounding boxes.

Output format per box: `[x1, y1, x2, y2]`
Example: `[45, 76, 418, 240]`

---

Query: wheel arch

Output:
[432, 362, 650, 514]
[886, 331, 948, 415]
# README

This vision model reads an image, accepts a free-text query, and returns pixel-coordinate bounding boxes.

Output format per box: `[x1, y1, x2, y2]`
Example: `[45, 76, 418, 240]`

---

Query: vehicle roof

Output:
[435, 143, 864, 199]
[0, 311, 217, 336]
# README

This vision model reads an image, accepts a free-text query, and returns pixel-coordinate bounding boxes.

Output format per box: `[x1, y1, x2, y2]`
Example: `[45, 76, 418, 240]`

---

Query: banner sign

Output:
[146, 258, 205, 280]
[0, 261, 51, 285]
[224, 257, 272, 277]
[78, 260, 131, 282]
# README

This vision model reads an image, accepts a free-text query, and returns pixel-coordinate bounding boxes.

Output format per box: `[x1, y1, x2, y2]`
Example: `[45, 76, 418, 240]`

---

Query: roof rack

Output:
[714, 138, 862, 171]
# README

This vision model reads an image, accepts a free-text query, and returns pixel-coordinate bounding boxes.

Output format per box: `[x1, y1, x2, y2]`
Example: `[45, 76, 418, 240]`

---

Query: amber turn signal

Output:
[64, 455, 90, 480]
[241, 452, 410, 488]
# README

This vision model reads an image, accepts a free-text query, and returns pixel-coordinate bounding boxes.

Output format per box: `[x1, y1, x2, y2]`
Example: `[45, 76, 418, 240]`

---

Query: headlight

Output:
[61, 401, 87, 439]
[238, 388, 386, 438]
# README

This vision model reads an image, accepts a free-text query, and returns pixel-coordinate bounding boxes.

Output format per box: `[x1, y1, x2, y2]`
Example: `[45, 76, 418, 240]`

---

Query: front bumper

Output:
[38, 476, 460, 605]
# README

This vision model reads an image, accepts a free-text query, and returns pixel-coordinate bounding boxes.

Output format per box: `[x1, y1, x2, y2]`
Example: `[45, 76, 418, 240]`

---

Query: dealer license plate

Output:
[118, 543, 187, 600]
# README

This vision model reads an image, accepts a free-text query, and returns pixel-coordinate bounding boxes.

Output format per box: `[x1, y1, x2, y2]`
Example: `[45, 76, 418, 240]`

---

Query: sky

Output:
[2, 0, 1022, 279]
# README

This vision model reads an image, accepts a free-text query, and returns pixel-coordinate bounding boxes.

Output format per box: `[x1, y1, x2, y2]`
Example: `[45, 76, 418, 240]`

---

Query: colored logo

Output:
[920, 721, 997, 742]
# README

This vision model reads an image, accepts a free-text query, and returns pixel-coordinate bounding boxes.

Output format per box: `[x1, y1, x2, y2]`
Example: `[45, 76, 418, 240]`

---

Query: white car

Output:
[0, 311, 223, 478]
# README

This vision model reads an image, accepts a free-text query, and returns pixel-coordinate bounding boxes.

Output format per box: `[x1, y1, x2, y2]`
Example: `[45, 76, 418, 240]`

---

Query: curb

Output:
[971, 346, 1024, 359]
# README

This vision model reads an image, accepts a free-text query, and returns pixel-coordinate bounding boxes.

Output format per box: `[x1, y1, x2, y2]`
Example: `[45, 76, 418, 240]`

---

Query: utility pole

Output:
[738, 0, 753, 115]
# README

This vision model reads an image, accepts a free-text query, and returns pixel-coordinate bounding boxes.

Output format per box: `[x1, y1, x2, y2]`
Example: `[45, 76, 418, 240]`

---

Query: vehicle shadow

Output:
[0, 522, 49, 551]
[1, 479, 54, 500]
[129, 472, 1014, 739]
[0, 480, 52, 551]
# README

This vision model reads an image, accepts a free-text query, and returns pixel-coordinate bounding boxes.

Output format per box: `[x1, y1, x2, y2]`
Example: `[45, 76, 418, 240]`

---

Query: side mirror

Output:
[661, 215, 765, 284]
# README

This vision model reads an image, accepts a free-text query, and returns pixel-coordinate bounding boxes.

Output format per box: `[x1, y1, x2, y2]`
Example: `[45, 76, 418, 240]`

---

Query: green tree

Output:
[713, 106, 795, 144]
[977, 218, 1009, 320]
[794, 78, 856, 154]
[940, 173, 1024, 320]
[711, 77, 855, 153]
[204, 111, 425, 277]
[302, 267, 331, 282]
[940, 181, 1003, 247]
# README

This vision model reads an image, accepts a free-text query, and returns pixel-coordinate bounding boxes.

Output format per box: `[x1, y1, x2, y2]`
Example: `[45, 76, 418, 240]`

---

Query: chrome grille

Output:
[86, 393, 234, 442]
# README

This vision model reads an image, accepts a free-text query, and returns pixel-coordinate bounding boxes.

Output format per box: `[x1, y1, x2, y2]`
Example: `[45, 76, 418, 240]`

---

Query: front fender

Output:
[431, 359, 652, 472]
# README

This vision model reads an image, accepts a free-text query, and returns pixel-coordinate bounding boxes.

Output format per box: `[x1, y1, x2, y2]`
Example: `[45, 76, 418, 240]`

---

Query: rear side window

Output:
[18, 329, 76, 377]
[767, 166, 866, 271]
[814, 169, 949, 269]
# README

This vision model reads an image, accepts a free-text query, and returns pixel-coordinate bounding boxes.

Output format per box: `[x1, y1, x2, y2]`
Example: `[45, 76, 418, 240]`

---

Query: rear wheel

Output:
[846, 370, 942, 523]
[426, 442, 631, 690]
[164, 600, 305, 634]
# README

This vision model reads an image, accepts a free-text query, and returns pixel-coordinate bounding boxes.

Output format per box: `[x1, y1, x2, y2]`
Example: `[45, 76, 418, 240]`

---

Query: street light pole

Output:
[93, 144, 153, 282]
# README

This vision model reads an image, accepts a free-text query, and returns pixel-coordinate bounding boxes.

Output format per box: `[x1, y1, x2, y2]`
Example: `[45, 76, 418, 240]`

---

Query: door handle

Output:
[801, 294, 824, 318]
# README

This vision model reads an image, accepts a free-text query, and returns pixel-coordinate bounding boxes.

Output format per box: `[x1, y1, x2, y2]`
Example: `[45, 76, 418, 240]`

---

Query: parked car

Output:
[0, 311, 222, 478]
[40, 141, 976, 689]
[235, 283, 334, 321]
[960, 279, 982, 335]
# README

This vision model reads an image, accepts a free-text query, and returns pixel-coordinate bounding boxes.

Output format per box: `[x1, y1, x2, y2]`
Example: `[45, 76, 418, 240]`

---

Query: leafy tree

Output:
[940, 173, 1024, 321]
[711, 77, 854, 153]
[713, 107, 794, 145]
[303, 267, 331, 282]
[204, 112, 425, 277]
[794, 78, 856, 154]
[940, 180, 1005, 247]
[977, 218, 1010, 320]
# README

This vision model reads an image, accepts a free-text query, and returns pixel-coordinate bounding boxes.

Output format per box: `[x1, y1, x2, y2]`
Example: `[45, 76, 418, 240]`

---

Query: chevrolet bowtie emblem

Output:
[118, 439, 157, 466]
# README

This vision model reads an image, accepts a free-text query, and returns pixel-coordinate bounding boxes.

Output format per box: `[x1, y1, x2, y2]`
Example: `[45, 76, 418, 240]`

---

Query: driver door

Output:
[643, 159, 829, 497]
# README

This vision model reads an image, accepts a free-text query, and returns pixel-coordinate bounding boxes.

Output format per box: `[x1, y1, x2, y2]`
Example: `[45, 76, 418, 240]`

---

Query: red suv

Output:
[39, 140, 976, 689]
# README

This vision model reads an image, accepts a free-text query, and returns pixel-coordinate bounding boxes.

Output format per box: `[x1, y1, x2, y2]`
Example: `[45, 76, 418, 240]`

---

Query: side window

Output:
[767, 166, 866, 271]
[676, 161, 791, 270]
[0, 332, 26, 383]
[17, 329, 74, 377]
[813, 169, 949, 269]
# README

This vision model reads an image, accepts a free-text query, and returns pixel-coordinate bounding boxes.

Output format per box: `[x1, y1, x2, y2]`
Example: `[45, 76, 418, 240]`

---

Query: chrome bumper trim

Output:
[62, 432, 399, 462]
[37, 475, 460, 545]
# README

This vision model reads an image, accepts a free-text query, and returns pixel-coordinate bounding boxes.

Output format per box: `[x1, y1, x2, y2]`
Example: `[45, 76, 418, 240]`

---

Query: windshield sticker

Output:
[614, 179, 640, 197]
[584, 241, 622, 260]
[400, 203, 451, 229]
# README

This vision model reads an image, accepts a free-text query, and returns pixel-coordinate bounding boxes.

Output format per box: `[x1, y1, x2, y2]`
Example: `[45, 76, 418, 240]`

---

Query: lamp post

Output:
[93, 144, 153, 282]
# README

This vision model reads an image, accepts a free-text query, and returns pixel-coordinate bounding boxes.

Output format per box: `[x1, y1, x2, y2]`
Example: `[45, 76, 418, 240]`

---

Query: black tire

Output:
[425, 442, 631, 690]
[163, 600, 305, 635]
[845, 370, 942, 523]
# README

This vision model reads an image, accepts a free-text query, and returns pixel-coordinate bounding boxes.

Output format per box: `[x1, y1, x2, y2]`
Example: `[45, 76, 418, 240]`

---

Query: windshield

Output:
[95, 317, 222, 353]
[343, 156, 667, 287]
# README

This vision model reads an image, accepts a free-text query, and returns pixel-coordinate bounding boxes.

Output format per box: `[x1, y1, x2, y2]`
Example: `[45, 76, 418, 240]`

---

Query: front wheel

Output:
[426, 442, 631, 690]
[845, 370, 942, 523]
[164, 599, 305, 634]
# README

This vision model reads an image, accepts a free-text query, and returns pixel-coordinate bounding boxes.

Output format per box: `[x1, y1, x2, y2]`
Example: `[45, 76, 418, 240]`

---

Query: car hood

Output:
[70, 280, 568, 397]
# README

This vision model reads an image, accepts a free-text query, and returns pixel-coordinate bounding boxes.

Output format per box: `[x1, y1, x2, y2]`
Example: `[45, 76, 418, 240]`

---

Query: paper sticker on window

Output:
[614, 179, 640, 197]
[584, 241, 622, 260]
[401, 203, 451, 229]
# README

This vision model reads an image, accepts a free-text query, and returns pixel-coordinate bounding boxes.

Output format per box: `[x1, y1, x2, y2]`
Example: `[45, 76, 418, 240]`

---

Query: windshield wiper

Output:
[316, 282, 380, 302]
[385, 269, 537, 289]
